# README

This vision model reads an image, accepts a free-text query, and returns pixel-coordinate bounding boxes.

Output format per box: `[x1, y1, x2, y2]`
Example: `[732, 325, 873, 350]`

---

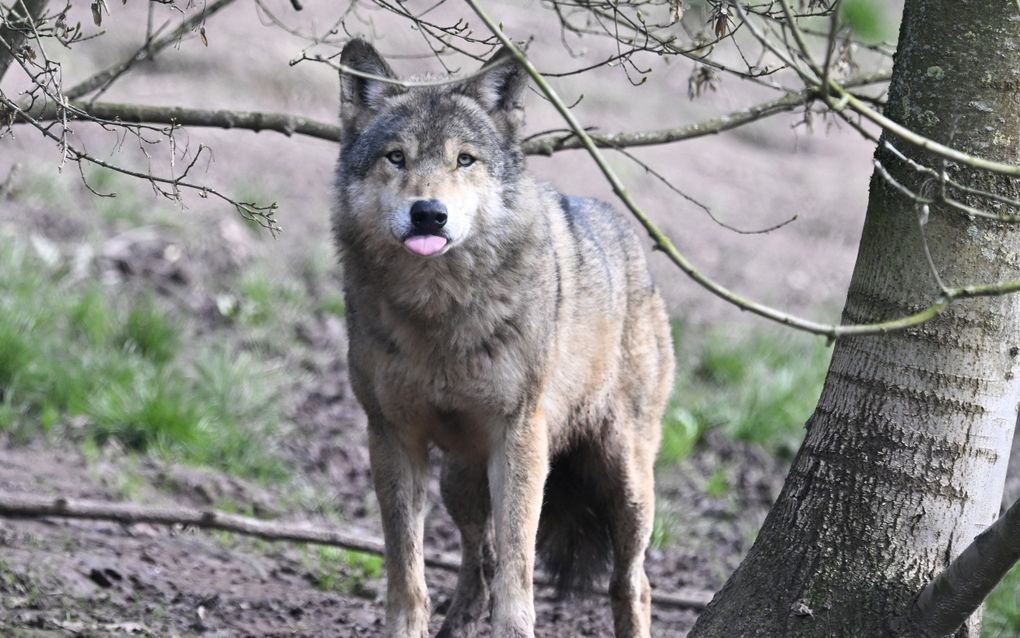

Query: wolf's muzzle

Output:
[410, 199, 448, 235]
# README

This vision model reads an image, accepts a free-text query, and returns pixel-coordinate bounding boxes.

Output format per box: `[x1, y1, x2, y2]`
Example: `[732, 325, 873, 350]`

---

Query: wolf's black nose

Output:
[409, 199, 448, 234]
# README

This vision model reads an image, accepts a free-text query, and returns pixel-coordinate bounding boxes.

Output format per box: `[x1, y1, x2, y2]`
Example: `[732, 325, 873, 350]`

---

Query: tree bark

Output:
[1001, 412, 1020, 510]
[690, 2, 1020, 636]
[905, 494, 1020, 637]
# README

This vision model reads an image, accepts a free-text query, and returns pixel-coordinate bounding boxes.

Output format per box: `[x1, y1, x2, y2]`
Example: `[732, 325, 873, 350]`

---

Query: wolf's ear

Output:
[460, 46, 529, 137]
[339, 39, 401, 128]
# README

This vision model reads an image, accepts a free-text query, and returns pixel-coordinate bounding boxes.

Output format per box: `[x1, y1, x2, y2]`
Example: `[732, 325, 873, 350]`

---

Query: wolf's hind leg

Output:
[606, 439, 656, 638]
[437, 457, 494, 638]
[368, 424, 431, 638]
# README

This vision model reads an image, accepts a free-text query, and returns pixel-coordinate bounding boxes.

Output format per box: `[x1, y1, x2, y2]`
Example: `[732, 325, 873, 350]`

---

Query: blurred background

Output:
[2, 1, 1015, 636]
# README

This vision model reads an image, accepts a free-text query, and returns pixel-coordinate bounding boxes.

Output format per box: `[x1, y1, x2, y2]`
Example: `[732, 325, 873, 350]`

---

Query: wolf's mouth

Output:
[402, 234, 449, 257]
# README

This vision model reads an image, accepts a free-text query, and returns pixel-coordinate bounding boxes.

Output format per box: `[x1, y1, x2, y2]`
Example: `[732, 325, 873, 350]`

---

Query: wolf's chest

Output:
[376, 328, 531, 407]
[354, 337, 529, 457]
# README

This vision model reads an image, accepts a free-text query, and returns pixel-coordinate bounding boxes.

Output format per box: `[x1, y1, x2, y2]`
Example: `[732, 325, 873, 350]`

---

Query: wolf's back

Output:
[535, 192, 671, 596]
[555, 193, 654, 311]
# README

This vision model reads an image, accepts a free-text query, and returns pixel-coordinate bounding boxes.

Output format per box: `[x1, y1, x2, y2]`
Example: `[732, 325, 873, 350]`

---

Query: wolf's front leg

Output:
[487, 408, 550, 638]
[368, 425, 430, 638]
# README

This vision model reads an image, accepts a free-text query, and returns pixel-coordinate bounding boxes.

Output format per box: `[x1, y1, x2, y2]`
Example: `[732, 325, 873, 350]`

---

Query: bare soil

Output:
[0, 425, 782, 637]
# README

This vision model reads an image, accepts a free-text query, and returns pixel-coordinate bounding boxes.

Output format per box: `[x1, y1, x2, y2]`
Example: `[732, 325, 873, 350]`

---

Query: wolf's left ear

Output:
[339, 39, 402, 129]
[460, 46, 529, 137]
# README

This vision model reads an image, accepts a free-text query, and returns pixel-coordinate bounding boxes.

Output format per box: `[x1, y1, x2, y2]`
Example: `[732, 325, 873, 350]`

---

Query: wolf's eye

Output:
[385, 150, 405, 166]
[457, 153, 476, 168]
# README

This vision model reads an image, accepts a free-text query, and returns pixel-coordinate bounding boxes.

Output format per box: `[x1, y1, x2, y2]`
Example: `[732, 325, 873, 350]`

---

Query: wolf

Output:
[332, 38, 674, 638]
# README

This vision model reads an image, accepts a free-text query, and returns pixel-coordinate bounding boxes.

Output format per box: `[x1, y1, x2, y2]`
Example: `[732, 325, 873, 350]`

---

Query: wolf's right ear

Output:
[460, 46, 529, 138]
[339, 39, 402, 129]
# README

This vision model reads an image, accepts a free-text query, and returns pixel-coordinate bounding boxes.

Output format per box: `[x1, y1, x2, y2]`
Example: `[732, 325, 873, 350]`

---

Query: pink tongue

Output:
[404, 235, 448, 256]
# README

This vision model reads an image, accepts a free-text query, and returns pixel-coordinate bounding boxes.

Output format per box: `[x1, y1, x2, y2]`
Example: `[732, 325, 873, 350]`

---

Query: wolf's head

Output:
[334, 40, 529, 261]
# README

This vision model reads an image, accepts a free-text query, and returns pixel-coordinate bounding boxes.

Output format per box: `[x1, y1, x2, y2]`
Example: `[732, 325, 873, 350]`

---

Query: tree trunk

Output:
[690, 2, 1020, 636]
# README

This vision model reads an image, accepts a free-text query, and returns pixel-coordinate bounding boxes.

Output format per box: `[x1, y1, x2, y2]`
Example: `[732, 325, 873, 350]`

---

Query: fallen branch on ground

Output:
[0, 491, 713, 610]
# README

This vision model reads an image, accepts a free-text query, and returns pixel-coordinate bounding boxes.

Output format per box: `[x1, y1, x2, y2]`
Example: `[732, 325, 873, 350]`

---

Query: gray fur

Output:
[332, 39, 674, 638]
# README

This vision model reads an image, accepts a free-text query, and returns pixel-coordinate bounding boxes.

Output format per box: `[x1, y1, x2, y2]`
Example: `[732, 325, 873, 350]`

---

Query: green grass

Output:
[318, 294, 347, 318]
[650, 503, 678, 551]
[9, 169, 75, 210]
[705, 466, 730, 498]
[119, 300, 179, 364]
[310, 546, 384, 594]
[238, 270, 308, 327]
[0, 238, 285, 481]
[839, 0, 893, 44]
[984, 564, 1020, 637]
[69, 287, 115, 345]
[660, 323, 832, 463]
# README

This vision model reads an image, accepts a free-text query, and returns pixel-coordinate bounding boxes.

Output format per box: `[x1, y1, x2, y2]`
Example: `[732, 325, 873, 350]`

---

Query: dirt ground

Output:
[0, 1, 884, 636]
[0, 403, 783, 637]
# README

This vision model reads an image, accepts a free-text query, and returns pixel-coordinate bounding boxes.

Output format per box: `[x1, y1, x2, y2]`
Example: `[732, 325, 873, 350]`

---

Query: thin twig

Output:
[63, 0, 237, 100]
[521, 72, 889, 155]
[612, 145, 797, 235]
[736, 0, 1020, 177]
[289, 50, 511, 87]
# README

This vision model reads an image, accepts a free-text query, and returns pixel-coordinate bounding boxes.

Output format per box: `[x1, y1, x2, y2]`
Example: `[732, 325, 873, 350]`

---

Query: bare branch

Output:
[521, 72, 889, 155]
[11, 73, 888, 156]
[2, 93, 281, 234]
[22, 99, 344, 142]
[611, 144, 798, 235]
[290, 50, 512, 88]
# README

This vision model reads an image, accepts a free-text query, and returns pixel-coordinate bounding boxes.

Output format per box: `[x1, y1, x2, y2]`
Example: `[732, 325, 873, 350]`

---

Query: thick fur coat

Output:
[332, 40, 674, 638]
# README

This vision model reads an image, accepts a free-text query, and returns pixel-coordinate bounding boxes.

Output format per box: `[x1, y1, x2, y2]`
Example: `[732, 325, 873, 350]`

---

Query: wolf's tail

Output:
[535, 441, 613, 596]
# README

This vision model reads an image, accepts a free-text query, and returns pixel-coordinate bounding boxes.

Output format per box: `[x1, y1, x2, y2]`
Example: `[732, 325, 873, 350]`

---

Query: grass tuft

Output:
[119, 300, 179, 365]
[649, 504, 678, 550]
[0, 317, 33, 388]
[311, 547, 383, 593]
[705, 466, 730, 498]
[69, 287, 115, 345]
[661, 324, 832, 463]
[90, 372, 206, 451]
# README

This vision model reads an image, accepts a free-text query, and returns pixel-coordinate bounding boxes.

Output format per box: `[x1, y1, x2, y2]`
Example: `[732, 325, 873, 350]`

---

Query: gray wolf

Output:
[332, 39, 674, 638]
